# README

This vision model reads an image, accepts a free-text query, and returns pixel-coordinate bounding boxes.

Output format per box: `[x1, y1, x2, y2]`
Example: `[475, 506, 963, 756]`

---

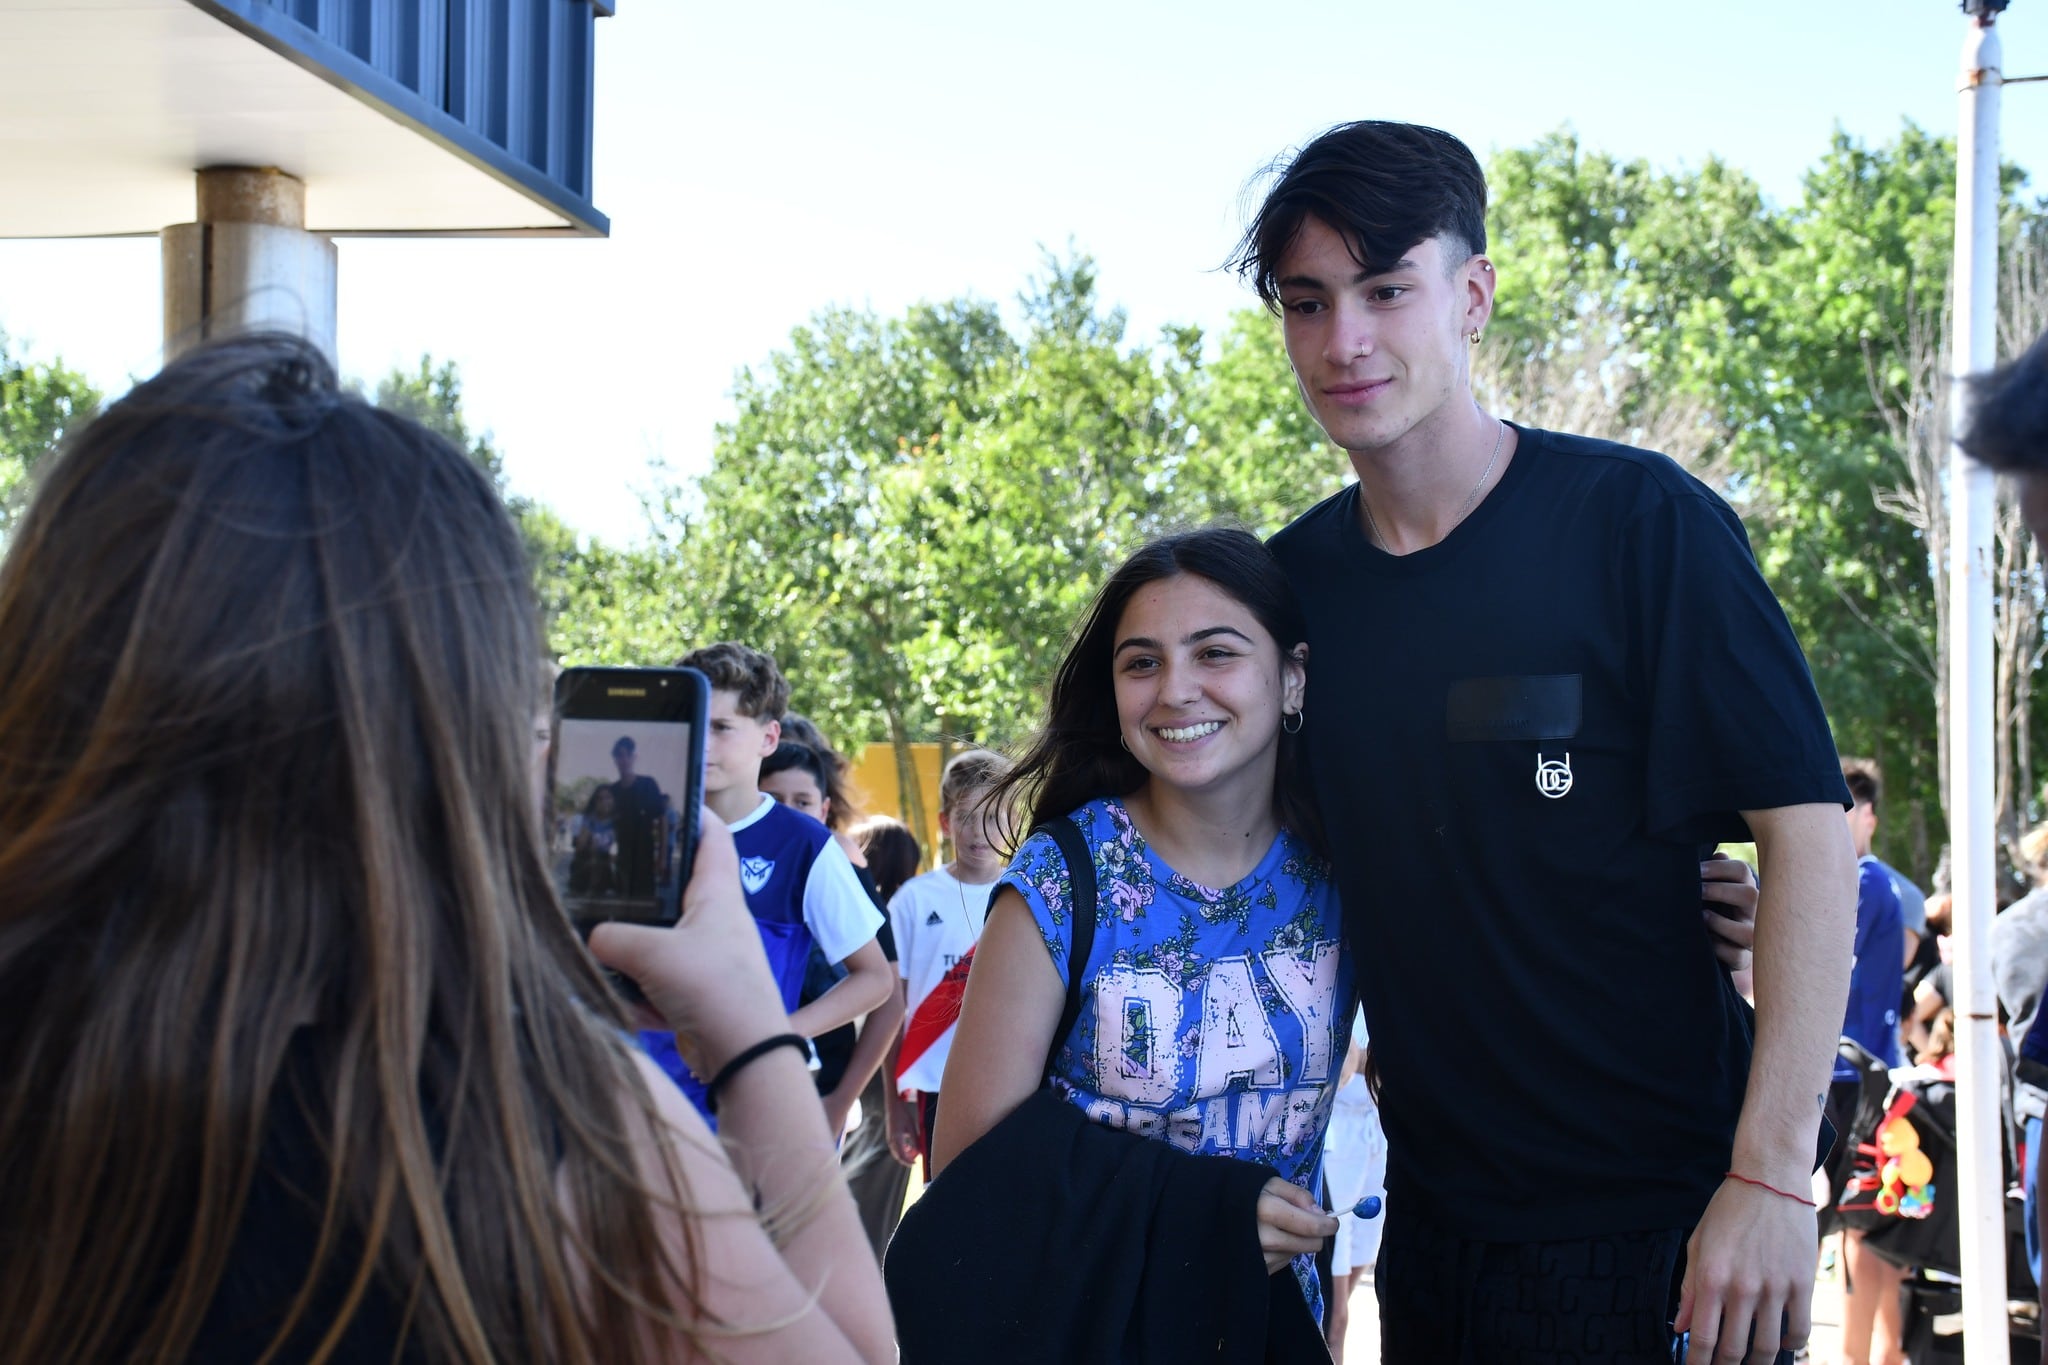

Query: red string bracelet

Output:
[1724, 1170, 1816, 1207]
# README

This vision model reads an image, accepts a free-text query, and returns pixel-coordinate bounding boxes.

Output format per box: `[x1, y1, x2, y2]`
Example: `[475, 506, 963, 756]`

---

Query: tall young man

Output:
[1244, 122, 1858, 1364]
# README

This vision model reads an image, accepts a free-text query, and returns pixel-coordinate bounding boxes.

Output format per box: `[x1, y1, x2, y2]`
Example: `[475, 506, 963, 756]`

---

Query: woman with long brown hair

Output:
[0, 335, 893, 1364]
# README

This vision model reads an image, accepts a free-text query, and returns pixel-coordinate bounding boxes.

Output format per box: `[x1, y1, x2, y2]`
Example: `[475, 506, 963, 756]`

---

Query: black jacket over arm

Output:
[884, 1089, 1329, 1364]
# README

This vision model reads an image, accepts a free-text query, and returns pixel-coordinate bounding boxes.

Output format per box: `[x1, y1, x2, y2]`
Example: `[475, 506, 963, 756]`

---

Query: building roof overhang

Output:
[0, 0, 610, 239]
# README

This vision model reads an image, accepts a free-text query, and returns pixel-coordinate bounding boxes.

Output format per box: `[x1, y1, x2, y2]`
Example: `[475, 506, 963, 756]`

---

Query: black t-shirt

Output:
[1268, 424, 1850, 1241]
[607, 773, 667, 896]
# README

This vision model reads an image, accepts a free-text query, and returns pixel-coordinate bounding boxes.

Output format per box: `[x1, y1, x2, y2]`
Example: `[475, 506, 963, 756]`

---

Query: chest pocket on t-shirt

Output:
[1444, 674, 1582, 742]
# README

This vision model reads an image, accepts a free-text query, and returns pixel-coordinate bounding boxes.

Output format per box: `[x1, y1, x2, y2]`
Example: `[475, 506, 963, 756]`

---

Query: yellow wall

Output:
[848, 741, 946, 867]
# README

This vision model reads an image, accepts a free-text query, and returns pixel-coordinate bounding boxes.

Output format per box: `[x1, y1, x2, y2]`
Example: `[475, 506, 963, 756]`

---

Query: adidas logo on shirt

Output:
[925, 910, 944, 926]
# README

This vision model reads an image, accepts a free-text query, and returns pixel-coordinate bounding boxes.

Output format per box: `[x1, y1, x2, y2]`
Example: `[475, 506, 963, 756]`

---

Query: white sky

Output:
[3, 0, 2046, 545]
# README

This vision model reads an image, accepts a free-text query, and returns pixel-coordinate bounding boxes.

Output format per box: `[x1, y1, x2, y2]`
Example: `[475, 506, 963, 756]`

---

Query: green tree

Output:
[665, 295, 1017, 836]
[1179, 308, 1347, 535]
[0, 331, 101, 543]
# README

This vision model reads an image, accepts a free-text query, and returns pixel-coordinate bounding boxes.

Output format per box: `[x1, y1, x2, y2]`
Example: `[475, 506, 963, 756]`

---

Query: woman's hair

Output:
[585, 785, 616, 815]
[854, 816, 923, 904]
[760, 740, 832, 803]
[939, 748, 1014, 817]
[0, 335, 705, 1364]
[990, 526, 1322, 853]
[2021, 822, 2048, 885]
[778, 712, 862, 830]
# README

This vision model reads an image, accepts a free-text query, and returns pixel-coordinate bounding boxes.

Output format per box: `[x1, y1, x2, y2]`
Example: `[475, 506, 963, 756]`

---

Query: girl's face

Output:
[760, 768, 829, 823]
[1111, 573, 1304, 805]
[591, 787, 614, 818]
[942, 792, 1014, 882]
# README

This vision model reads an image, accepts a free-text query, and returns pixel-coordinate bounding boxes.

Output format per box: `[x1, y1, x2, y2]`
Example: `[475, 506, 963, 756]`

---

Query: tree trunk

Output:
[887, 704, 930, 870]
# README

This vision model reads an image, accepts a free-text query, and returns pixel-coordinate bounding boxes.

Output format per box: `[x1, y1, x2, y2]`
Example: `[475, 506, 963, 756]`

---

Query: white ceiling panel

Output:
[0, 0, 580, 237]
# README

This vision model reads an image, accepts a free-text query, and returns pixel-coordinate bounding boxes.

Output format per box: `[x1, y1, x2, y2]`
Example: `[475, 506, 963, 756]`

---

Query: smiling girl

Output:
[932, 528, 1345, 1325]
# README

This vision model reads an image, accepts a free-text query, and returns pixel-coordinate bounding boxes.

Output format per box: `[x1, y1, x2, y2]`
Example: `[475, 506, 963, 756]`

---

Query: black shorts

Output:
[1376, 1214, 1797, 1365]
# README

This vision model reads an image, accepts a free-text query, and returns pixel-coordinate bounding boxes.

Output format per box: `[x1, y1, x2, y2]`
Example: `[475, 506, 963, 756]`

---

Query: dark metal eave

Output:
[190, 0, 609, 238]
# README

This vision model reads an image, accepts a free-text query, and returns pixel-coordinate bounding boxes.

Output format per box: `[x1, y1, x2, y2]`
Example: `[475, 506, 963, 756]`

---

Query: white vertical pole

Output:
[1949, 15, 2006, 1361]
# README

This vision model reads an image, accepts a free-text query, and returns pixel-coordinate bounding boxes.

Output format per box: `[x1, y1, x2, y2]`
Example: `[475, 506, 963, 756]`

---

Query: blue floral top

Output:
[999, 796, 1354, 1321]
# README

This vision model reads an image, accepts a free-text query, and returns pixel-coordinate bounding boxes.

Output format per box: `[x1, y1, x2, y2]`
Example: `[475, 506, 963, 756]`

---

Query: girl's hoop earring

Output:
[1119, 734, 1130, 752]
[1282, 709, 1304, 735]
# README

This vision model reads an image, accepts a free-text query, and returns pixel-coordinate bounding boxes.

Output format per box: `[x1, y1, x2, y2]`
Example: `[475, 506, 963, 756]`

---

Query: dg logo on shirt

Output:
[1535, 752, 1573, 800]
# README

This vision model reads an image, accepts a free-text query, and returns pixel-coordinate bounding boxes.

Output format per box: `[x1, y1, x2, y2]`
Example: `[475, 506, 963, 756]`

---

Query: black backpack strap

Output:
[1037, 816, 1098, 1085]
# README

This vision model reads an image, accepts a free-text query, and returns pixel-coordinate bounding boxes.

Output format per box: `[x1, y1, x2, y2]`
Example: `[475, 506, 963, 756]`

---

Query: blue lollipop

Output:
[1351, 1195, 1383, 1220]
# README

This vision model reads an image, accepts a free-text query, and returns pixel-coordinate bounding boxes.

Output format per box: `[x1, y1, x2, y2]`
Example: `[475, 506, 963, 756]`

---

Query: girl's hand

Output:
[588, 811, 791, 1078]
[1701, 851, 1758, 972]
[1255, 1176, 1338, 1275]
[884, 1089, 923, 1168]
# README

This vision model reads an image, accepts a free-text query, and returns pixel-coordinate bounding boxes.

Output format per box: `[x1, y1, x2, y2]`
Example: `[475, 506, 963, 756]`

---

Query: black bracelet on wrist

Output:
[704, 1033, 808, 1114]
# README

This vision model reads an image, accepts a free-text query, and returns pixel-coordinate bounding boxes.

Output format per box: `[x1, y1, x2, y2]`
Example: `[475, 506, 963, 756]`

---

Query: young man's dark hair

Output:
[1961, 329, 2048, 472]
[1228, 120, 1489, 308]
[680, 641, 790, 721]
[1842, 760, 1880, 810]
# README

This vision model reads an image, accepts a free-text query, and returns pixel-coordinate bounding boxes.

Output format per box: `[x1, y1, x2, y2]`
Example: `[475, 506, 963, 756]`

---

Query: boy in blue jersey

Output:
[640, 642, 892, 1120]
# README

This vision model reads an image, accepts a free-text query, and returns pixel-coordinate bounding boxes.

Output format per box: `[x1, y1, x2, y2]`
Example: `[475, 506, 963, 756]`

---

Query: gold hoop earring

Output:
[1469, 330, 1483, 345]
[1281, 709, 1303, 735]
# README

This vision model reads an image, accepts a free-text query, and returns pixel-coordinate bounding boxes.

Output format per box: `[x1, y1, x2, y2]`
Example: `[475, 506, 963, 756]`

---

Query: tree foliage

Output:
[520, 127, 2044, 879]
[0, 331, 101, 545]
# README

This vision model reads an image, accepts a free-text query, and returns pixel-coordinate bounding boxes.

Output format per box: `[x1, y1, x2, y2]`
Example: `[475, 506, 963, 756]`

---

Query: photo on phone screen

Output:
[548, 667, 706, 929]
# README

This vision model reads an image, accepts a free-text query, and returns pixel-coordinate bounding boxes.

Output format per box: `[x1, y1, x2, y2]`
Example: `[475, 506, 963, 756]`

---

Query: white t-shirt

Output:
[889, 864, 1000, 1095]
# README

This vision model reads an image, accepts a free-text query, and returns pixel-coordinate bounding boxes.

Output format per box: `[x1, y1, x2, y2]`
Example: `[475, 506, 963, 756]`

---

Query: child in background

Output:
[760, 739, 905, 1141]
[846, 816, 924, 1258]
[644, 643, 893, 1121]
[1320, 1008, 1385, 1357]
[885, 749, 1016, 1176]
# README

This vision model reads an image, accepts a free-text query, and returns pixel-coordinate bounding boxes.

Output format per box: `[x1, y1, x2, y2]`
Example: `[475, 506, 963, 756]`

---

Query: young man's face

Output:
[703, 689, 779, 798]
[1275, 220, 1492, 459]
[1846, 799, 1877, 858]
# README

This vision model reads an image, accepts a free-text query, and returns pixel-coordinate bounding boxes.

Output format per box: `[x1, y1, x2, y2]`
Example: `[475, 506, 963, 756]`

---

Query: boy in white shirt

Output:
[884, 750, 1015, 1175]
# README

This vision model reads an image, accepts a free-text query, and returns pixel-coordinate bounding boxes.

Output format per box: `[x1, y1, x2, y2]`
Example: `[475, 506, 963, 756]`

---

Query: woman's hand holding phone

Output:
[588, 810, 788, 1079]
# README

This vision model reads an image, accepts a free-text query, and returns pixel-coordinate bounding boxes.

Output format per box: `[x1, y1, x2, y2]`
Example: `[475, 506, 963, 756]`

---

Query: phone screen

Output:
[549, 668, 706, 929]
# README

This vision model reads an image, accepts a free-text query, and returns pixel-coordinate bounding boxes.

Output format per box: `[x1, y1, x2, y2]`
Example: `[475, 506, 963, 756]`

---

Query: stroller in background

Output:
[1825, 1039, 2040, 1362]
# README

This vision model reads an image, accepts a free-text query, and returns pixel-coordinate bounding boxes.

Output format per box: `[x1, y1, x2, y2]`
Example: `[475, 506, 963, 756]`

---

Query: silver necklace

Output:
[1360, 418, 1506, 553]
[952, 863, 986, 934]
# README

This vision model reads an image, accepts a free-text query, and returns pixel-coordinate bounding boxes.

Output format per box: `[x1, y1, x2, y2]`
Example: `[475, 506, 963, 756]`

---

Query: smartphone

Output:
[547, 666, 707, 931]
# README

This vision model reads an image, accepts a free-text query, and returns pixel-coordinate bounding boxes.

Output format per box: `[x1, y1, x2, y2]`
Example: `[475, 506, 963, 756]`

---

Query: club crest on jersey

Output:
[1535, 752, 1573, 800]
[740, 856, 775, 893]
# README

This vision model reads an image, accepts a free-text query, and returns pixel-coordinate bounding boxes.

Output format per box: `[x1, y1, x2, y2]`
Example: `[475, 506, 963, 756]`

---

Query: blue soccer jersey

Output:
[643, 794, 880, 1117]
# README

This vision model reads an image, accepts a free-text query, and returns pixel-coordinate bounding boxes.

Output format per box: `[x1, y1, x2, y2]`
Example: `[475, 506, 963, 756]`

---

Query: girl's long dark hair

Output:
[992, 526, 1325, 855]
[0, 335, 707, 1364]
